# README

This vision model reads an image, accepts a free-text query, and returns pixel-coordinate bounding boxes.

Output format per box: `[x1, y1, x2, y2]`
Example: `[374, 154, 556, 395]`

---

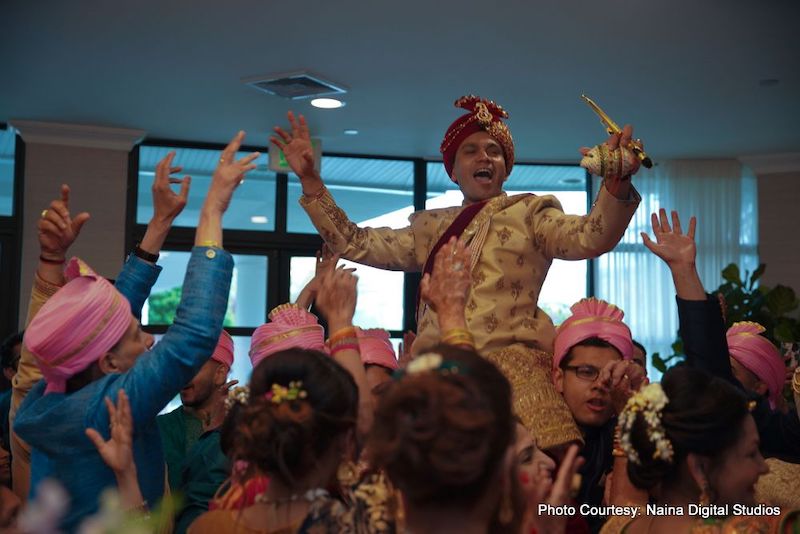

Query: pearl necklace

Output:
[253, 488, 328, 506]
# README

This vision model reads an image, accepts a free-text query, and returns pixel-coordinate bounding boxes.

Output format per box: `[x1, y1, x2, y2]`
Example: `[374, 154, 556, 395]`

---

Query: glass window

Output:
[137, 146, 276, 231]
[0, 128, 15, 216]
[287, 156, 414, 234]
[289, 256, 404, 331]
[142, 251, 268, 328]
[157, 334, 254, 415]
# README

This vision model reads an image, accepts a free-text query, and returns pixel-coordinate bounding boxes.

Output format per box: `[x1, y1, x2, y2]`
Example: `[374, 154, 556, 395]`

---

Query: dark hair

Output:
[560, 336, 621, 369]
[626, 366, 748, 491]
[1, 331, 22, 370]
[632, 340, 647, 358]
[220, 348, 358, 488]
[0, 331, 23, 391]
[368, 344, 514, 509]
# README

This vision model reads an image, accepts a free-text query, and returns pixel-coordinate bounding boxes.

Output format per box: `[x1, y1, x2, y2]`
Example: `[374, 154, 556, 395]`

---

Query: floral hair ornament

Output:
[392, 352, 461, 380]
[618, 382, 674, 465]
[224, 385, 250, 411]
[265, 380, 308, 404]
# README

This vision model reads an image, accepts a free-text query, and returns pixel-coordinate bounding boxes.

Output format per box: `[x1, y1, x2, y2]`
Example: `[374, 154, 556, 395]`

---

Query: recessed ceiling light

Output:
[311, 98, 345, 109]
[343, 129, 359, 135]
[250, 216, 269, 224]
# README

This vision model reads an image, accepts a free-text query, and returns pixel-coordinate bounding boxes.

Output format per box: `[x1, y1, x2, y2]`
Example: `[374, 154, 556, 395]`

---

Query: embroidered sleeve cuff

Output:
[33, 272, 64, 298]
[298, 185, 330, 207]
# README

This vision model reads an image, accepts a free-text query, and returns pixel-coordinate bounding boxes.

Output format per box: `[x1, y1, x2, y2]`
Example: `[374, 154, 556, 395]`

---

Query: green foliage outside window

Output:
[148, 286, 235, 326]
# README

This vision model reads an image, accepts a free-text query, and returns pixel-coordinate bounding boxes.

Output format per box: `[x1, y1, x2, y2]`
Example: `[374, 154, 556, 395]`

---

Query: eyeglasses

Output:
[563, 364, 601, 382]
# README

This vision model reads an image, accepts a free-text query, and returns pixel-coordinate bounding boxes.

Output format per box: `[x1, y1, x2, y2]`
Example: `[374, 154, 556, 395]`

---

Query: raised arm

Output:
[10, 185, 89, 499]
[115, 151, 190, 318]
[271, 112, 418, 271]
[104, 132, 258, 425]
[531, 126, 643, 261]
[641, 209, 732, 379]
[314, 267, 374, 440]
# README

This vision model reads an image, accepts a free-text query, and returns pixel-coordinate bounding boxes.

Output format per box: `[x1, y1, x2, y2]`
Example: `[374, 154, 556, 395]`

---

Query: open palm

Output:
[641, 209, 697, 266]
[271, 111, 316, 179]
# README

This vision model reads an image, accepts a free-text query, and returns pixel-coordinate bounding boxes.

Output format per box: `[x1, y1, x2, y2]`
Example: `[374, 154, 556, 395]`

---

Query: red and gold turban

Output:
[440, 95, 515, 178]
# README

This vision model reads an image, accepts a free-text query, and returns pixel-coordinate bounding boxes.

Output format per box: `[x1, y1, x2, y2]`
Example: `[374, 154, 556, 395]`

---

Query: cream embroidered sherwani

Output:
[301, 184, 640, 448]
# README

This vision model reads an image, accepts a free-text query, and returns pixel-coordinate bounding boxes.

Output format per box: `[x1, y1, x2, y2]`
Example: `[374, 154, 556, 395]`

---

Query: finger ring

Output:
[219, 158, 226, 164]
[452, 262, 464, 272]
[41, 209, 48, 219]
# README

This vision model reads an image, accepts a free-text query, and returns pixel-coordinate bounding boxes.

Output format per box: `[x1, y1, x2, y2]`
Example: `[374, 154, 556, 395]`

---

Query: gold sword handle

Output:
[581, 95, 653, 168]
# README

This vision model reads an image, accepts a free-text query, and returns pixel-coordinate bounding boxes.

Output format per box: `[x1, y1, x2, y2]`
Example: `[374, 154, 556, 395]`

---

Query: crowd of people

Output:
[0, 96, 798, 533]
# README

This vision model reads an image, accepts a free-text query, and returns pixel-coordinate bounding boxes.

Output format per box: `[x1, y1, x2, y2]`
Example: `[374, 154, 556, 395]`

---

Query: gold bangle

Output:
[442, 328, 472, 338]
[329, 326, 357, 344]
[200, 240, 221, 248]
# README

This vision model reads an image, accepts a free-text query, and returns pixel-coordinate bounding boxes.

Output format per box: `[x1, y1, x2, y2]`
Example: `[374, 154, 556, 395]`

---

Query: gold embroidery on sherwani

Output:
[511, 281, 523, 300]
[301, 185, 641, 452]
[485, 313, 499, 333]
[495, 277, 505, 291]
[590, 214, 604, 234]
[496, 226, 512, 245]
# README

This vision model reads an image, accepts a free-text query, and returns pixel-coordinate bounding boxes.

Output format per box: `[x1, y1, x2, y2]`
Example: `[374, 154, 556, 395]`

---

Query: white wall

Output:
[14, 121, 143, 327]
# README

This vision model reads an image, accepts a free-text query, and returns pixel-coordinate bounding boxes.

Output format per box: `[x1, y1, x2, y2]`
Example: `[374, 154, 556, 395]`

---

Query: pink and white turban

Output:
[553, 298, 633, 369]
[211, 330, 234, 368]
[24, 258, 132, 394]
[356, 327, 398, 371]
[249, 304, 325, 368]
[727, 322, 785, 409]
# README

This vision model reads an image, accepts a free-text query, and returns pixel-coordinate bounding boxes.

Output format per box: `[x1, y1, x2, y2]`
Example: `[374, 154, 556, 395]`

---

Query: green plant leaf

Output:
[652, 352, 667, 373]
[750, 264, 766, 286]
[774, 321, 795, 344]
[764, 285, 798, 316]
[721, 263, 742, 286]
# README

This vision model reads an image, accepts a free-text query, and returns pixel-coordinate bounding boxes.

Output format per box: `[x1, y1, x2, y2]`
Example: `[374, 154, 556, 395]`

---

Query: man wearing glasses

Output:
[552, 298, 645, 531]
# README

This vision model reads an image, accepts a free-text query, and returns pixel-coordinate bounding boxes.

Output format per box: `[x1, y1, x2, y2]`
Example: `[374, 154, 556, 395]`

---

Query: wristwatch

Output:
[133, 243, 159, 263]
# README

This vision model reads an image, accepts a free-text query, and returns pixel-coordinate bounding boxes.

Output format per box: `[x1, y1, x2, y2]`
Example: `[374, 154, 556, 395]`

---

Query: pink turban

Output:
[553, 298, 633, 370]
[356, 328, 398, 370]
[249, 304, 325, 369]
[727, 322, 785, 409]
[24, 258, 132, 394]
[211, 330, 234, 368]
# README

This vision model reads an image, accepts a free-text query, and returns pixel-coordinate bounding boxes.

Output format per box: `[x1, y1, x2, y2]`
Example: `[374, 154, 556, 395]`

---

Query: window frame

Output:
[0, 123, 24, 336]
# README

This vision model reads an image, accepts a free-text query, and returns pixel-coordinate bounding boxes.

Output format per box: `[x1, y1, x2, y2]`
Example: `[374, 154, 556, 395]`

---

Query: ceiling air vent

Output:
[242, 71, 347, 100]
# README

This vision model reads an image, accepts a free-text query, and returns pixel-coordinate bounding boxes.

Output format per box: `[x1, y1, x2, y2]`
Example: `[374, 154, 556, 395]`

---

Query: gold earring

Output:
[699, 482, 711, 506]
[336, 459, 358, 488]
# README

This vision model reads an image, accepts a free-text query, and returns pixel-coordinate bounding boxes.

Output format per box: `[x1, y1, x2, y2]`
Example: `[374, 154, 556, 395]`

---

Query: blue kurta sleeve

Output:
[113, 254, 163, 321]
[93, 247, 233, 427]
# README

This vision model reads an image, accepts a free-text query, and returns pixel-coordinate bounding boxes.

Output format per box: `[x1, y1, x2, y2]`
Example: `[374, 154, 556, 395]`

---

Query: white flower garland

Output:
[618, 383, 674, 465]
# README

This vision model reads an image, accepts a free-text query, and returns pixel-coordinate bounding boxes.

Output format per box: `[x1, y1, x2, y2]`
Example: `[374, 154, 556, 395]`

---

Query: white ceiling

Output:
[2, 0, 798, 163]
